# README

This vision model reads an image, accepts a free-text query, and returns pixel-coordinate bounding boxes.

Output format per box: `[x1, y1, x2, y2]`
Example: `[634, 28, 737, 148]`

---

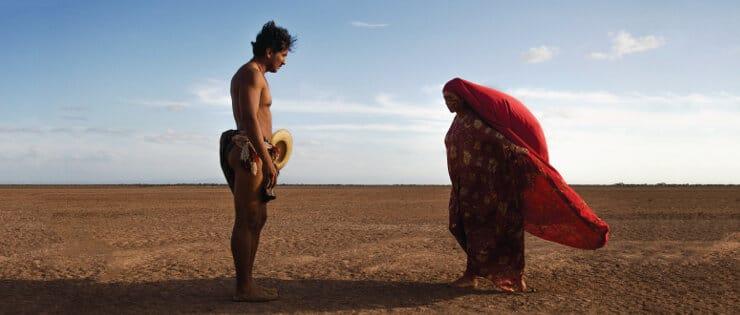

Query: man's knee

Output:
[235, 205, 267, 231]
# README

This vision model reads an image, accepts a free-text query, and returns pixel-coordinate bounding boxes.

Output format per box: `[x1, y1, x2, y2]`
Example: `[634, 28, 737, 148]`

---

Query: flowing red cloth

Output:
[443, 78, 609, 250]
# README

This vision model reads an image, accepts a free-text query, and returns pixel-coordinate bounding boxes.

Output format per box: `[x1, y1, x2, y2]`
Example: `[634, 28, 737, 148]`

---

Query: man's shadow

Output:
[1, 277, 499, 313]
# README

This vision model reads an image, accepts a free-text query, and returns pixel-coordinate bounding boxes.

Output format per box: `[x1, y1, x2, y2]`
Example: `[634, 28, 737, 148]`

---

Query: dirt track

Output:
[0, 185, 737, 314]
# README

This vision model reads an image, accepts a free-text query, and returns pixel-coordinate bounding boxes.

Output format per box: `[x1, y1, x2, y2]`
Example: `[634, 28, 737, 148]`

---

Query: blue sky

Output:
[1, 0, 739, 184]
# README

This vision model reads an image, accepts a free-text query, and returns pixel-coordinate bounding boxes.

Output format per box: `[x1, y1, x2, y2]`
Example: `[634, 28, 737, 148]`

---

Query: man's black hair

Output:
[251, 21, 296, 57]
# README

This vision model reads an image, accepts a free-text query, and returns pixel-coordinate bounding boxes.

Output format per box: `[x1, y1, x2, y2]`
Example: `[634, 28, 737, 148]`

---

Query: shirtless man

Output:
[219, 21, 295, 302]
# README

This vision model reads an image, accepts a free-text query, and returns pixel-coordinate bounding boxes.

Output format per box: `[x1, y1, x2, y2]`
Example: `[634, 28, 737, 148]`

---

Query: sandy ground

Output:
[0, 185, 737, 314]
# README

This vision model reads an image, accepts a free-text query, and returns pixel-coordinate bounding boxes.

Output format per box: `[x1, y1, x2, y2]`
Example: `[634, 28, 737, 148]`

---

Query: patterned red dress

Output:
[446, 109, 536, 291]
[443, 78, 609, 292]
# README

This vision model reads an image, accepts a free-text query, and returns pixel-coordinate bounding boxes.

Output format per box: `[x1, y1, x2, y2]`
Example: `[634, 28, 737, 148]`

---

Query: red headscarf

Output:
[444, 78, 609, 249]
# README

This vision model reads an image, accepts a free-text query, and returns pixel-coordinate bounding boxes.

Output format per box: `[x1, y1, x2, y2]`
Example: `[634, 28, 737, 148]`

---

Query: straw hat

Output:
[270, 129, 293, 170]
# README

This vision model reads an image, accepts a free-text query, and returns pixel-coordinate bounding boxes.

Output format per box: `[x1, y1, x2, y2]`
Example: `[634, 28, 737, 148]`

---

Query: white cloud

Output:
[192, 79, 230, 106]
[510, 88, 620, 104]
[420, 83, 444, 96]
[0, 127, 220, 184]
[273, 94, 450, 123]
[509, 88, 740, 108]
[190, 80, 451, 122]
[522, 45, 558, 63]
[61, 115, 88, 121]
[72, 127, 132, 136]
[511, 89, 740, 130]
[589, 31, 665, 60]
[350, 21, 389, 29]
[731, 46, 740, 56]
[0, 126, 43, 134]
[292, 123, 444, 133]
[132, 100, 189, 112]
[185, 79, 739, 184]
[143, 129, 210, 146]
[59, 106, 90, 112]
[57, 106, 90, 120]
[8, 74, 738, 184]
[0, 126, 131, 136]
[503, 88, 740, 184]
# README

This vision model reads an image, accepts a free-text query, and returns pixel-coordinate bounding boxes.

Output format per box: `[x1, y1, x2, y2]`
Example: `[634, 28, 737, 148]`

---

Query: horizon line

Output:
[1, 183, 739, 187]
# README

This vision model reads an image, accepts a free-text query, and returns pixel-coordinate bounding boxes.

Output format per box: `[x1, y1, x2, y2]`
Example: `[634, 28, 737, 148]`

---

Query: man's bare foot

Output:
[233, 284, 279, 302]
[449, 275, 478, 288]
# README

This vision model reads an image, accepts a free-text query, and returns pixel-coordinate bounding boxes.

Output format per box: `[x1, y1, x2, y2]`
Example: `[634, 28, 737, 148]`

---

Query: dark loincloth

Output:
[219, 130, 278, 201]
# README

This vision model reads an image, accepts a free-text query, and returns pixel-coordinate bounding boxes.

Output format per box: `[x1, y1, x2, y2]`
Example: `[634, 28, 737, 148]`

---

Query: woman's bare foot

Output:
[501, 279, 533, 293]
[449, 274, 479, 288]
[515, 279, 534, 293]
[233, 284, 279, 302]
[518, 279, 527, 291]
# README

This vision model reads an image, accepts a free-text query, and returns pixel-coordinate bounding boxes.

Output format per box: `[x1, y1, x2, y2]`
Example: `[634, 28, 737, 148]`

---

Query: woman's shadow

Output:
[1, 277, 499, 313]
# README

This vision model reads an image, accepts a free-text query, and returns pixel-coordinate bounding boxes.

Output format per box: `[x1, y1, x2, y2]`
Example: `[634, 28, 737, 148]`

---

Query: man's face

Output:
[266, 48, 289, 73]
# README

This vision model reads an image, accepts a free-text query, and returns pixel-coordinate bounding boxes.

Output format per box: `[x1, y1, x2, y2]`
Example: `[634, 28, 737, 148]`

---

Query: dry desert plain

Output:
[0, 185, 738, 314]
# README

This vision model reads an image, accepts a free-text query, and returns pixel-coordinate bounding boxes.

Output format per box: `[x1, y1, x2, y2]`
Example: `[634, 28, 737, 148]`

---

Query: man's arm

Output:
[236, 70, 278, 187]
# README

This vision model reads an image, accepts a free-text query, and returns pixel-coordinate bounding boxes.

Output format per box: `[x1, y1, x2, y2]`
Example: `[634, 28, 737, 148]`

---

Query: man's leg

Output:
[228, 148, 278, 302]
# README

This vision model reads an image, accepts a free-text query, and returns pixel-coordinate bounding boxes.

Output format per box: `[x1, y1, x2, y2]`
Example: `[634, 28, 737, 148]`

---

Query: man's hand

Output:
[262, 160, 278, 189]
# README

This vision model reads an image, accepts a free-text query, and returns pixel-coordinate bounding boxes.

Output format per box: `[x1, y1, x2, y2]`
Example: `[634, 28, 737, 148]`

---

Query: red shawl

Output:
[443, 78, 609, 249]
